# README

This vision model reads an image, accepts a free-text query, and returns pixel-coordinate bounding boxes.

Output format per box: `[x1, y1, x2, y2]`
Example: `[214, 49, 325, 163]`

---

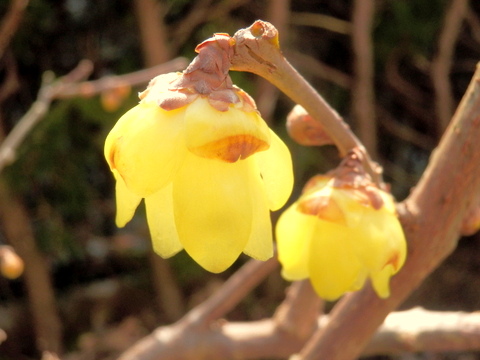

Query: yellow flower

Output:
[104, 67, 293, 273]
[276, 153, 406, 301]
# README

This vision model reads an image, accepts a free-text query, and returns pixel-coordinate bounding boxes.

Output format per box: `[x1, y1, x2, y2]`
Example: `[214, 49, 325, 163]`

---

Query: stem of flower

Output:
[230, 20, 382, 184]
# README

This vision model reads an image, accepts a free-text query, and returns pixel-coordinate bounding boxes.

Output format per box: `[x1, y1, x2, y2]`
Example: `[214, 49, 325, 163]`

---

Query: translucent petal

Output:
[370, 264, 396, 298]
[113, 169, 142, 227]
[308, 221, 364, 301]
[104, 103, 186, 197]
[330, 189, 367, 228]
[145, 184, 183, 258]
[243, 164, 273, 261]
[255, 130, 294, 211]
[276, 204, 317, 281]
[184, 97, 271, 162]
[349, 209, 407, 273]
[172, 153, 253, 273]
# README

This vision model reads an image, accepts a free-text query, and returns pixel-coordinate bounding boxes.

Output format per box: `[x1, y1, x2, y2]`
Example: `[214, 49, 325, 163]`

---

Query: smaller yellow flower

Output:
[276, 150, 406, 301]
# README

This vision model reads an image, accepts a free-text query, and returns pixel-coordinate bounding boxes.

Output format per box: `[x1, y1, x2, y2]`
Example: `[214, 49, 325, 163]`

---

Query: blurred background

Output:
[0, 0, 479, 359]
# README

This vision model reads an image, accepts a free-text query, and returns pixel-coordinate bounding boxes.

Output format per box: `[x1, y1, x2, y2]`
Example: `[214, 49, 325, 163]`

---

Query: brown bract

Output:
[303, 148, 385, 212]
[140, 33, 256, 113]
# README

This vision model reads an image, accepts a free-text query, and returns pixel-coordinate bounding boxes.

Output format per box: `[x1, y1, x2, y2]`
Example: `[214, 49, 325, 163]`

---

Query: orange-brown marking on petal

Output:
[297, 195, 346, 225]
[190, 135, 269, 162]
[383, 252, 401, 271]
[107, 138, 120, 170]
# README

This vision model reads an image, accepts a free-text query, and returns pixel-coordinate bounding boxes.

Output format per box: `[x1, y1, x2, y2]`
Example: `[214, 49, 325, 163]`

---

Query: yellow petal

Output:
[349, 209, 407, 274]
[308, 221, 364, 301]
[330, 188, 367, 228]
[370, 264, 396, 298]
[172, 153, 254, 273]
[243, 165, 273, 261]
[276, 204, 317, 281]
[255, 130, 294, 211]
[113, 169, 142, 227]
[104, 103, 186, 197]
[145, 184, 183, 258]
[184, 97, 271, 162]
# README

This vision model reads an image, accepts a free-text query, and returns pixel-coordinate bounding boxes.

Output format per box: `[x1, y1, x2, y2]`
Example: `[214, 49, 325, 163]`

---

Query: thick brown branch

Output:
[295, 63, 480, 360]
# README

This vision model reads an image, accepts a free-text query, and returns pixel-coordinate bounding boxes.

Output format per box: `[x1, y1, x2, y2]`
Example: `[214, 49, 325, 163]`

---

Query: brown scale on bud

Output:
[298, 148, 386, 220]
[141, 33, 257, 114]
[286, 105, 333, 146]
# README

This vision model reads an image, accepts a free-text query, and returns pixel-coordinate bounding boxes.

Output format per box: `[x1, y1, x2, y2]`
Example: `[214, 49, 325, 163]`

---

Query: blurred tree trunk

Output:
[133, 0, 185, 322]
[0, 177, 63, 355]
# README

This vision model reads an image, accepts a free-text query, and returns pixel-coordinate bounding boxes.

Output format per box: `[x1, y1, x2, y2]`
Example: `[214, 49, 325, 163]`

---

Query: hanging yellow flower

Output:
[276, 150, 406, 300]
[104, 34, 293, 273]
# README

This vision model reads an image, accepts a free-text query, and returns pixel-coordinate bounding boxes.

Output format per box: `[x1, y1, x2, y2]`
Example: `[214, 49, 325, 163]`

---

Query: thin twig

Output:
[431, 0, 469, 134]
[187, 257, 279, 325]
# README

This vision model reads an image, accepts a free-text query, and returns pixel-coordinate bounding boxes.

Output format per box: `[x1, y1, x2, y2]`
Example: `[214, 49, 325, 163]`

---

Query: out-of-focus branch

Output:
[187, 257, 279, 325]
[118, 258, 279, 360]
[273, 280, 323, 340]
[254, 0, 290, 122]
[363, 308, 480, 356]
[287, 50, 352, 89]
[290, 12, 351, 35]
[295, 63, 480, 360]
[133, 0, 171, 65]
[351, 0, 377, 159]
[116, 302, 480, 360]
[0, 179, 63, 355]
[431, 0, 469, 134]
[0, 0, 29, 58]
[0, 57, 188, 174]
[170, 0, 251, 53]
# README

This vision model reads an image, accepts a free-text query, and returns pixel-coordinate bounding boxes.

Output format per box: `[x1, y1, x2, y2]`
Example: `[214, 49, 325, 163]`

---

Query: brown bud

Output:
[286, 105, 333, 146]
